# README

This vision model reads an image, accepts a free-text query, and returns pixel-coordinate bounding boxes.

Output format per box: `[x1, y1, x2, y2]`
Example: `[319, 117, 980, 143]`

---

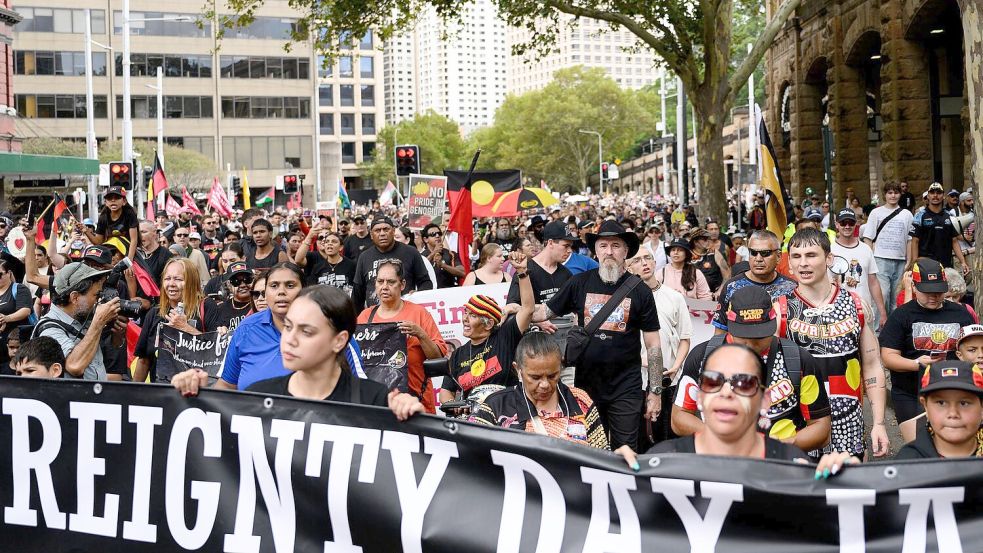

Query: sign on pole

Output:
[407, 174, 448, 230]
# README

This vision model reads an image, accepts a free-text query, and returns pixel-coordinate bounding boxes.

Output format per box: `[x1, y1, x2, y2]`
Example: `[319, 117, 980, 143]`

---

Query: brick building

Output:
[764, 0, 968, 204]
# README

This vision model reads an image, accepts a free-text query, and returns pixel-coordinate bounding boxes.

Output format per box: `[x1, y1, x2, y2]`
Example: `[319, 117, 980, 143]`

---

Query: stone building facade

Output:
[764, 0, 968, 204]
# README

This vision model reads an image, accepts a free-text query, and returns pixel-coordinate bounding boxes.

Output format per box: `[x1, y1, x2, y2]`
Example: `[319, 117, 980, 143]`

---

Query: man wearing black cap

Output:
[880, 257, 977, 442]
[779, 228, 890, 458]
[504, 220, 573, 332]
[351, 215, 432, 311]
[672, 286, 832, 452]
[343, 215, 372, 260]
[910, 182, 968, 272]
[831, 208, 888, 330]
[535, 220, 662, 451]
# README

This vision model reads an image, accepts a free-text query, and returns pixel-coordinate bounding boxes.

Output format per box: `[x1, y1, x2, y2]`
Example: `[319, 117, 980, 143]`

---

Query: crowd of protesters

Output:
[0, 176, 981, 469]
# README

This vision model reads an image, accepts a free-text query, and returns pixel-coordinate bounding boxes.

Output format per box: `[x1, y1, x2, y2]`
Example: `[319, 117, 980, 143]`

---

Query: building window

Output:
[340, 113, 355, 135]
[17, 8, 106, 34]
[362, 142, 375, 161]
[15, 51, 107, 77]
[222, 136, 312, 170]
[339, 56, 353, 78]
[229, 17, 298, 40]
[359, 57, 373, 78]
[217, 55, 308, 79]
[361, 114, 375, 135]
[319, 113, 334, 134]
[360, 85, 375, 106]
[318, 85, 333, 106]
[360, 31, 373, 50]
[340, 85, 354, 107]
[341, 142, 356, 164]
[317, 56, 333, 78]
[220, 97, 310, 119]
[115, 53, 211, 77]
[115, 95, 212, 118]
[16, 94, 107, 118]
[113, 11, 210, 37]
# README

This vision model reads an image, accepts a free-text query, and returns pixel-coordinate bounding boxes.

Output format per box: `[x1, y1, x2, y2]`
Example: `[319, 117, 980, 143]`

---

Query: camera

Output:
[100, 258, 142, 319]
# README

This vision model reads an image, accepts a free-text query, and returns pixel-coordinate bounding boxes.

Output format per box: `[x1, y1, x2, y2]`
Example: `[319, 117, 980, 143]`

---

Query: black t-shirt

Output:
[351, 243, 433, 311]
[425, 247, 459, 289]
[304, 252, 356, 292]
[910, 208, 958, 267]
[246, 246, 281, 272]
[647, 434, 810, 462]
[546, 270, 659, 379]
[134, 300, 219, 382]
[343, 234, 374, 260]
[492, 238, 515, 255]
[203, 274, 224, 298]
[96, 207, 139, 247]
[900, 192, 916, 212]
[138, 246, 173, 284]
[0, 283, 32, 365]
[507, 259, 572, 306]
[879, 299, 976, 396]
[200, 238, 223, 272]
[245, 371, 389, 406]
[207, 299, 253, 332]
[444, 317, 523, 395]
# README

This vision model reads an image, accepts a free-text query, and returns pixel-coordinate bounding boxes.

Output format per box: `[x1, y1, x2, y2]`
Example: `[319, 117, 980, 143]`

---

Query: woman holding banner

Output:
[357, 259, 447, 414]
[133, 258, 220, 382]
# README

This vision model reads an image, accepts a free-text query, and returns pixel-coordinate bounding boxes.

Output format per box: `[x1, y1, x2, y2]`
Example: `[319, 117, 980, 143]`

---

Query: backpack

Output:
[11, 283, 39, 325]
[700, 333, 802, 391]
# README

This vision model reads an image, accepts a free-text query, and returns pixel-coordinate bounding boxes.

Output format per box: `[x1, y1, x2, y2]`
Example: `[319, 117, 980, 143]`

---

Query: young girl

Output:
[894, 360, 983, 459]
[86, 185, 140, 260]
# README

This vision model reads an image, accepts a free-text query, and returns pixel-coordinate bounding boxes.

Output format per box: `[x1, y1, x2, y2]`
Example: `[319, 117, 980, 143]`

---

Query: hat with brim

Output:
[52, 262, 110, 296]
[82, 244, 113, 266]
[911, 258, 948, 293]
[958, 324, 983, 347]
[586, 220, 640, 258]
[664, 238, 691, 255]
[224, 261, 253, 281]
[918, 360, 983, 397]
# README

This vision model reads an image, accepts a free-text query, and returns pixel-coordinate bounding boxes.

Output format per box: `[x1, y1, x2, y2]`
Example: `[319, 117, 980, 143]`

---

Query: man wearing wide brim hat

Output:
[533, 218, 663, 452]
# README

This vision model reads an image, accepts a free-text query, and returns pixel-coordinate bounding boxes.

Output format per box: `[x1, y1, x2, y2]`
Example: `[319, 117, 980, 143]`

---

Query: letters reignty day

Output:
[1, 398, 969, 553]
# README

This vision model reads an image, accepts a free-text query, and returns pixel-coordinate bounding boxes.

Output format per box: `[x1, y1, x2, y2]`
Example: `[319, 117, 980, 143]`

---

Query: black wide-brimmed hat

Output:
[585, 220, 640, 258]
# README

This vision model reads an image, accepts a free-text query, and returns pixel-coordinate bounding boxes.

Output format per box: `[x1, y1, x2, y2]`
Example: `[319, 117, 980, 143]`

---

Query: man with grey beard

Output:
[533, 220, 663, 450]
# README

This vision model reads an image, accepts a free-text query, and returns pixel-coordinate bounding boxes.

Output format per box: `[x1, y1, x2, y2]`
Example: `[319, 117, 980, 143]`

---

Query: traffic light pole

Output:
[578, 129, 603, 194]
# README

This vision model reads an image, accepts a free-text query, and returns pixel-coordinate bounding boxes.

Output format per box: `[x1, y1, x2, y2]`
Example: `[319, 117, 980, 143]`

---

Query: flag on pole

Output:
[448, 151, 481, 274]
[35, 194, 68, 250]
[540, 179, 552, 194]
[207, 177, 234, 217]
[181, 187, 202, 215]
[337, 179, 351, 209]
[757, 110, 794, 239]
[380, 181, 397, 206]
[255, 187, 274, 207]
[131, 259, 160, 298]
[146, 151, 170, 219]
[241, 168, 252, 209]
[165, 195, 183, 217]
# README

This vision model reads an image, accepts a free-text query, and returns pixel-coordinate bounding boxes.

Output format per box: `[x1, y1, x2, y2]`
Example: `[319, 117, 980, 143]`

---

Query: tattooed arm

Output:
[859, 300, 890, 457]
[643, 331, 665, 421]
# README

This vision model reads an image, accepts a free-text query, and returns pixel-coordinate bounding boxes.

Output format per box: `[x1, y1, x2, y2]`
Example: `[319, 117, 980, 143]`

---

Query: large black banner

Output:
[1, 377, 981, 552]
[353, 322, 409, 390]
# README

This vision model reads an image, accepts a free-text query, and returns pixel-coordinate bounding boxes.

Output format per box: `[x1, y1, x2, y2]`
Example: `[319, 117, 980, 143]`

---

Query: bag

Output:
[872, 207, 903, 242]
[563, 275, 643, 366]
[353, 305, 411, 393]
[10, 283, 38, 325]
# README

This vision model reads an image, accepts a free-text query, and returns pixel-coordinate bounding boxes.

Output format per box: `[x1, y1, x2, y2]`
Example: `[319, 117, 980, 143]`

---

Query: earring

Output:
[757, 408, 772, 431]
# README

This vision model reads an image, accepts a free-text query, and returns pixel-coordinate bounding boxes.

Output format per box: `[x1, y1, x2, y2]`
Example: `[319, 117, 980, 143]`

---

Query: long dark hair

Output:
[266, 261, 305, 284]
[296, 285, 356, 373]
[668, 245, 698, 292]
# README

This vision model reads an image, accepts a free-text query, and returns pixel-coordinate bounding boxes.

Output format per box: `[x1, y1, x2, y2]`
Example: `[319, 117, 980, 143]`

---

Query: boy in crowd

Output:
[10, 336, 65, 379]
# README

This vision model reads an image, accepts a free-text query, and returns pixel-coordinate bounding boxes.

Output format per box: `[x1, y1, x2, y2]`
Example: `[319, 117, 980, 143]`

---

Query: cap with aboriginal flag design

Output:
[911, 257, 948, 293]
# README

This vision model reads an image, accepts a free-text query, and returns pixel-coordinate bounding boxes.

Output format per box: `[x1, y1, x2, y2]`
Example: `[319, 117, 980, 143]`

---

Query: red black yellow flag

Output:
[445, 170, 521, 218]
[35, 194, 68, 250]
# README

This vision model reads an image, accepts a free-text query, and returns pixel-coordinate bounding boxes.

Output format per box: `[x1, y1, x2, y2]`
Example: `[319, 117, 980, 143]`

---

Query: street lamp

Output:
[578, 129, 603, 195]
[84, 8, 113, 220]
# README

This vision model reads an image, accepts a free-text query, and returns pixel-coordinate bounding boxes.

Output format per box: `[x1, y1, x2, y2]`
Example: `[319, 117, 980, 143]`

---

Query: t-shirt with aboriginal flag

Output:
[674, 335, 830, 443]
[443, 316, 523, 397]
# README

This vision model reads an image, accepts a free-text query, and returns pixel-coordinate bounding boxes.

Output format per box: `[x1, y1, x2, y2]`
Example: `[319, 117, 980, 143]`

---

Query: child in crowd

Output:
[894, 359, 983, 459]
[9, 336, 65, 379]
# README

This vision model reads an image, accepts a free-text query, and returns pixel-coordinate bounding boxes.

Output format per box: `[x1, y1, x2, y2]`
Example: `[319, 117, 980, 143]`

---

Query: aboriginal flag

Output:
[35, 194, 68, 250]
[758, 118, 794, 238]
[445, 170, 521, 218]
[146, 151, 170, 219]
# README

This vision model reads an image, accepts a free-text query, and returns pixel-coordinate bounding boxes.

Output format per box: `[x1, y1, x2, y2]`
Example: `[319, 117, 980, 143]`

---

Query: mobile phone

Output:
[26, 201, 34, 228]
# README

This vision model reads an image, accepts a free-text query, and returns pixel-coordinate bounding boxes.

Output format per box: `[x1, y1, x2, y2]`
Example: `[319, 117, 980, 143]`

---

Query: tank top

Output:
[473, 272, 507, 285]
[247, 247, 280, 272]
[694, 252, 723, 292]
[778, 285, 866, 456]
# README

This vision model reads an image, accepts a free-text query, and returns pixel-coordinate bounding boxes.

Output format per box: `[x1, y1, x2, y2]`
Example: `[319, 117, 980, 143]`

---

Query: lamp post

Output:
[83, 9, 112, 221]
[578, 129, 603, 194]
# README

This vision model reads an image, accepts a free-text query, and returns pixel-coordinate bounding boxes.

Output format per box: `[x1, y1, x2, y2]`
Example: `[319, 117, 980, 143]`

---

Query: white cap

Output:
[958, 324, 983, 346]
[189, 232, 201, 240]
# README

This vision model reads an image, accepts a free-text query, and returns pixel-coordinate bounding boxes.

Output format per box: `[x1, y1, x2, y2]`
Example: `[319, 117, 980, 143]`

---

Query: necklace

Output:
[231, 298, 250, 310]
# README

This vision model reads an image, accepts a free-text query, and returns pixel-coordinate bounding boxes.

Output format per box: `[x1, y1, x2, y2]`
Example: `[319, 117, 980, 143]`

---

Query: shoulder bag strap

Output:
[366, 304, 381, 324]
[349, 371, 361, 403]
[583, 274, 643, 336]
[872, 207, 903, 242]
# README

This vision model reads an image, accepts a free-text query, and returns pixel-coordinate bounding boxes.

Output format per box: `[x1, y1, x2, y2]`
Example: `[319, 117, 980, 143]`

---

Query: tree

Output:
[959, 0, 982, 315]
[211, 0, 802, 221]
[359, 111, 470, 186]
[469, 66, 655, 192]
[21, 138, 218, 190]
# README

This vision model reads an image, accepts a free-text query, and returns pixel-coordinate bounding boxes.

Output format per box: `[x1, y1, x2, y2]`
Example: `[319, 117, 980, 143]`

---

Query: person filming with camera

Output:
[33, 262, 121, 381]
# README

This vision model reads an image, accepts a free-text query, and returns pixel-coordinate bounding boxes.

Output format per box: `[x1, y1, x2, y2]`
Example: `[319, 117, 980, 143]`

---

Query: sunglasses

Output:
[747, 248, 777, 258]
[699, 370, 763, 396]
[426, 232, 442, 238]
[251, 290, 266, 299]
[317, 234, 333, 241]
[230, 276, 254, 286]
[175, 233, 189, 238]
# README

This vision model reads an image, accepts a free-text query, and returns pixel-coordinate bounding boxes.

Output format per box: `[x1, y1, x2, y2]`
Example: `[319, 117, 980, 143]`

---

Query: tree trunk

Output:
[695, 109, 728, 225]
[961, 0, 983, 314]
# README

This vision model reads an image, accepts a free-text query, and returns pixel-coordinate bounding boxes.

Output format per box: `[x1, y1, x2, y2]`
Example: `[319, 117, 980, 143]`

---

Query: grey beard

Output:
[599, 261, 623, 284]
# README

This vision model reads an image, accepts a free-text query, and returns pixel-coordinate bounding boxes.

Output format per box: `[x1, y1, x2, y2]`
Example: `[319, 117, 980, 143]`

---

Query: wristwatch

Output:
[649, 384, 663, 395]
[516, 272, 528, 279]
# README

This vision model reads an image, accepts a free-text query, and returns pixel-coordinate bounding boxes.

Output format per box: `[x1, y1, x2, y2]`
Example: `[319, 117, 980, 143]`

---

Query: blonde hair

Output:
[159, 257, 205, 319]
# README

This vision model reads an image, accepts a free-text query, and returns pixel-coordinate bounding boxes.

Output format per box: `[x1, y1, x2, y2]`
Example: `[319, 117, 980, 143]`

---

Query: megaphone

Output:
[952, 212, 974, 235]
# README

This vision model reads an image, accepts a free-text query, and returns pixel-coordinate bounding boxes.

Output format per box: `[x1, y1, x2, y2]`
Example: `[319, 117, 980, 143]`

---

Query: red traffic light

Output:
[284, 175, 297, 184]
[397, 148, 415, 158]
[601, 163, 608, 170]
[110, 163, 129, 174]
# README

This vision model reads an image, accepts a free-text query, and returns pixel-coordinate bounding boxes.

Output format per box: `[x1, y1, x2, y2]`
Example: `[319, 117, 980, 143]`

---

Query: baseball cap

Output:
[52, 262, 110, 296]
[958, 324, 983, 347]
[911, 257, 948, 293]
[224, 261, 252, 280]
[725, 286, 778, 339]
[959, 192, 973, 203]
[927, 182, 944, 193]
[528, 215, 547, 227]
[804, 207, 823, 221]
[352, 215, 366, 223]
[81, 244, 113, 266]
[465, 295, 503, 326]
[189, 232, 201, 240]
[948, 189, 960, 197]
[370, 216, 395, 230]
[105, 185, 126, 199]
[578, 220, 595, 230]
[836, 208, 858, 222]
[918, 360, 983, 397]
[542, 220, 575, 242]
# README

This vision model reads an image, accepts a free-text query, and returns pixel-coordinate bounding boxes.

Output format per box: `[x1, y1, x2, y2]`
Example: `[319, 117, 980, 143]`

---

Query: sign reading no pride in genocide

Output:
[0, 378, 980, 552]
[407, 174, 447, 231]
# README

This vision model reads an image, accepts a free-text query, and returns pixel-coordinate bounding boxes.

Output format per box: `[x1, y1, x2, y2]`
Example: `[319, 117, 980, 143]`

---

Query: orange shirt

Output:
[358, 300, 447, 413]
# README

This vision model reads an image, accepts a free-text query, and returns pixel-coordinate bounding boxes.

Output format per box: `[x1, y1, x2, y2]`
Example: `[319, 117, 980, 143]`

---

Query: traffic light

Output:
[601, 162, 609, 180]
[231, 176, 242, 197]
[395, 145, 420, 177]
[109, 161, 133, 189]
[283, 174, 298, 194]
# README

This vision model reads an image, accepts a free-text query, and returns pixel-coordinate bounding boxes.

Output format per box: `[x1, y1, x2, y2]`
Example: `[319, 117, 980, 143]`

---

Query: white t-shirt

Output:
[829, 240, 878, 310]
[862, 205, 913, 260]
[640, 283, 693, 387]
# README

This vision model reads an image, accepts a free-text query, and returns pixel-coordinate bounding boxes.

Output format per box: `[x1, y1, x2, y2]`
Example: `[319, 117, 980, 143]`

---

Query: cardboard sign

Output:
[407, 174, 447, 231]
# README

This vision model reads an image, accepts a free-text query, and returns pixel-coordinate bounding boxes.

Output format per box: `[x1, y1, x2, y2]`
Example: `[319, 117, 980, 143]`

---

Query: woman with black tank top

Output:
[462, 243, 512, 286]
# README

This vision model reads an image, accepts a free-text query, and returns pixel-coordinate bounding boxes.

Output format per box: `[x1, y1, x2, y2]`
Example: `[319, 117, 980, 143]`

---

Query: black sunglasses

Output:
[747, 248, 777, 258]
[251, 290, 266, 298]
[317, 234, 333, 241]
[230, 276, 254, 286]
[426, 232, 442, 238]
[699, 370, 763, 397]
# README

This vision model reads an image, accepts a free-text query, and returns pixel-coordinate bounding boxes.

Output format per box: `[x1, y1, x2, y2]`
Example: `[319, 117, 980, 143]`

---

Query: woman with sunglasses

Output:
[211, 261, 256, 332]
[251, 274, 268, 312]
[204, 242, 245, 298]
[294, 223, 356, 291]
